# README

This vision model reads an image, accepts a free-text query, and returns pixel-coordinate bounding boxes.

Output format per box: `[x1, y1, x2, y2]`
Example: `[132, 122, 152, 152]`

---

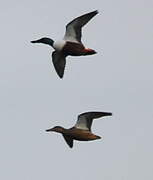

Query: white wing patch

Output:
[63, 36, 79, 43]
[75, 115, 89, 130]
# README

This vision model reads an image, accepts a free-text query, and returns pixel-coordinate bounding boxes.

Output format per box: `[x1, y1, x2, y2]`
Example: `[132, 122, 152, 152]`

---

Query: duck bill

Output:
[31, 39, 42, 43]
[46, 128, 54, 132]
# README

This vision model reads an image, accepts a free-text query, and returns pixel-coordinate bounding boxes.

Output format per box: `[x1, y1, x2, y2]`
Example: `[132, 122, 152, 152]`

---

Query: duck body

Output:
[61, 127, 101, 141]
[53, 40, 96, 56]
[62, 41, 96, 56]
[31, 10, 98, 78]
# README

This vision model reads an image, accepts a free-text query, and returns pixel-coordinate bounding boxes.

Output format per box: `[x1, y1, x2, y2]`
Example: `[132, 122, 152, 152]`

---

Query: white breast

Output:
[53, 40, 66, 51]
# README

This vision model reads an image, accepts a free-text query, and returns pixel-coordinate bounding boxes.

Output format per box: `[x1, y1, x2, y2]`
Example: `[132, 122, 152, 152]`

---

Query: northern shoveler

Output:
[46, 111, 112, 148]
[31, 10, 98, 78]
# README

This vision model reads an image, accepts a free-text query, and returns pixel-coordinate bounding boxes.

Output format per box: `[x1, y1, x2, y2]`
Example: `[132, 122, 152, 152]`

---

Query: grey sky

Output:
[0, 0, 153, 179]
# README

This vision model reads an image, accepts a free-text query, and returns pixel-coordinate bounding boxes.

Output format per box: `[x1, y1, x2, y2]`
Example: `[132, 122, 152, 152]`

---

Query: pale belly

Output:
[53, 40, 66, 51]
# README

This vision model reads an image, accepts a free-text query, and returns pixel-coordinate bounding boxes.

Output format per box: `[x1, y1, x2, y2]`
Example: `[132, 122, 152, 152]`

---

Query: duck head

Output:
[46, 126, 64, 133]
[31, 37, 54, 47]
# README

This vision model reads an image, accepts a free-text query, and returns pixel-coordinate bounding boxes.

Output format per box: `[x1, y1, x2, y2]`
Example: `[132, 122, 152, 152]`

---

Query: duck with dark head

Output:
[31, 10, 98, 78]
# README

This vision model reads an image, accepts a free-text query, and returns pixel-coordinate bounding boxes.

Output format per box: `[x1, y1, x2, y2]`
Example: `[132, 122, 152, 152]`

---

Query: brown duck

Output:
[46, 111, 112, 148]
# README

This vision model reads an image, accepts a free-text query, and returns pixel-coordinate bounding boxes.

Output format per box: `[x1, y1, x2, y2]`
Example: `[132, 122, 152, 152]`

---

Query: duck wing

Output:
[63, 134, 73, 148]
[52, 51, 66, 78]
[75, 112, 112, 131]
[64, 10, 98, 43]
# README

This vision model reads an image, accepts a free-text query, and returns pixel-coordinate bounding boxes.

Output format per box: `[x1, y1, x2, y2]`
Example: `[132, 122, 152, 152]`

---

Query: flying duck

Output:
[31, 10, 98, 78]
[46, 111, 112, 148]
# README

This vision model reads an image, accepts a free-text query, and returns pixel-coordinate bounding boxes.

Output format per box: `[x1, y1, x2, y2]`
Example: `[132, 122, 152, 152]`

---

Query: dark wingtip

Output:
[100, 112, 113, 117]
[90, 10, 99, 15]
[57, 72, 64, 79]
[88, 10, 98, 16]
[95, 10, 99, 14]
[106, 112, 113, 116]
[57, 75, 63, 79]
[59, 75, 64, 79]
[46, 129, 51, 132]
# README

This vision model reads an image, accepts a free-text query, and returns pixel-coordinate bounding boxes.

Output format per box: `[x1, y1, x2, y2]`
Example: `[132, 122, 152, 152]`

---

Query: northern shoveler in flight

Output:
[46, 111, 112, 148]
[31, 10, 98, 78]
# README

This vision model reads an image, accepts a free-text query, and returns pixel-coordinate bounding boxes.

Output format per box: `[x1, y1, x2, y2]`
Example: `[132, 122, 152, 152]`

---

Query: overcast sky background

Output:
[0, 0, 153, 179]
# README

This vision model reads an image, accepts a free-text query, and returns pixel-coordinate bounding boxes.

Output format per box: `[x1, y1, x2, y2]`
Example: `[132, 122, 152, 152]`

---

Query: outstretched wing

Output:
[75, 112, 112, 131]
[52, 51, 66, 78]
[64, 10, 98, 43]
[63, 134, 73, 148]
